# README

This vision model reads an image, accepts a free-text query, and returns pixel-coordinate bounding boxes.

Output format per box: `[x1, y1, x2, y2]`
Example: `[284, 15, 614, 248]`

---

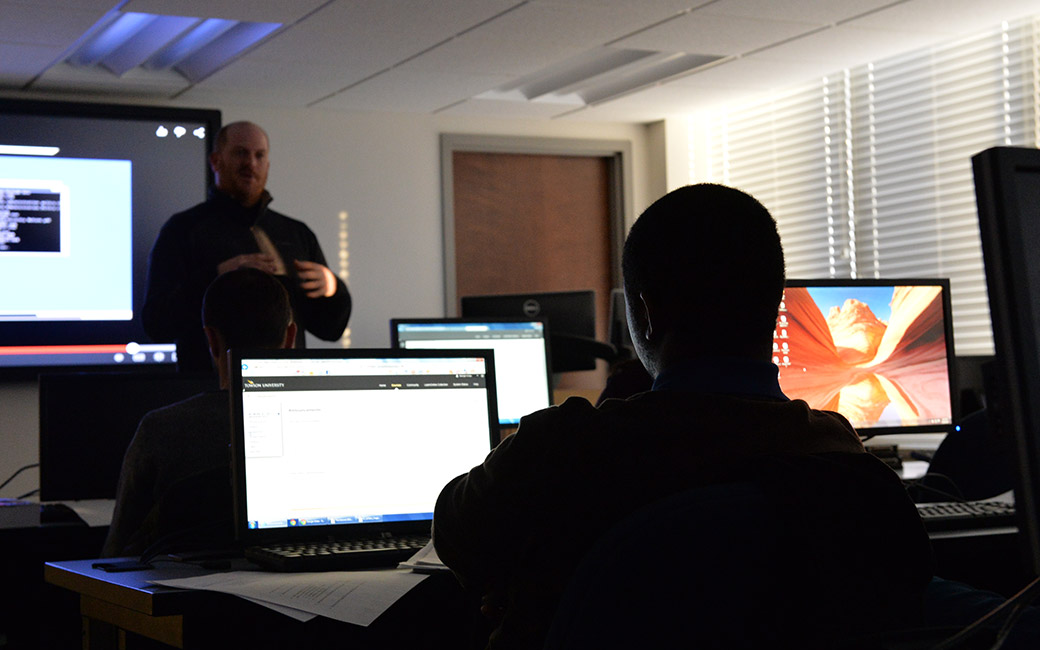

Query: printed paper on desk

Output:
[152, 569, 428, 626]
[398, 540, 449, 572]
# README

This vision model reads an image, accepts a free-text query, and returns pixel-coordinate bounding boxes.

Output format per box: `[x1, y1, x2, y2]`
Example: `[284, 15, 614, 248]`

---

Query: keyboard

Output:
[916, 500, 1017, 532]
[245, 533, 430, 572]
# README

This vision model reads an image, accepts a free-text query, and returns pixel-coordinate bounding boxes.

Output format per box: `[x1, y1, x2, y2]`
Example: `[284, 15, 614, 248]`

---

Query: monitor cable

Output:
[0, 462, 39, 496]
[929, 574, 1040, 650]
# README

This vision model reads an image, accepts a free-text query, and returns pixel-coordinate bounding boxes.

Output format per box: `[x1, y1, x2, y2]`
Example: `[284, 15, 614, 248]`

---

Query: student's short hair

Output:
[621, 183, 785, 344]
[202, 268, 292, 349]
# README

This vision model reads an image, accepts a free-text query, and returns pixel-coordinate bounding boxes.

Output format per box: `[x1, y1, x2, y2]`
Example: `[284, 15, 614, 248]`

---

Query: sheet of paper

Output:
[152, 569, 428, 626]
[238, 596, 317, 621]
[397, 541, 450, 572]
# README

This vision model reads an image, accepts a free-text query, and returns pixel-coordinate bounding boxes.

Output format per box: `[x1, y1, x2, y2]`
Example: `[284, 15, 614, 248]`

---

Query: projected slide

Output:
[0, 156, 132, 321]
[775, 285, 952, 429]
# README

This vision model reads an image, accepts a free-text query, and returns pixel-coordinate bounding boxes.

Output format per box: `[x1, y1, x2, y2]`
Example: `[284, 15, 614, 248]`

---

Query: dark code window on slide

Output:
[0, 188, 62, 253]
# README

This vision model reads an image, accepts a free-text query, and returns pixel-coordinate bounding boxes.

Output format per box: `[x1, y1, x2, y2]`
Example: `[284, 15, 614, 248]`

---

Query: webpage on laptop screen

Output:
[397, 322, 549, 424]
[239, 356, 492, 530]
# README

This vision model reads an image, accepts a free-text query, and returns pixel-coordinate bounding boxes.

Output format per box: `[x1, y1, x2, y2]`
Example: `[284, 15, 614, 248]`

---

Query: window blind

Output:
[700, 17, 1040, 356]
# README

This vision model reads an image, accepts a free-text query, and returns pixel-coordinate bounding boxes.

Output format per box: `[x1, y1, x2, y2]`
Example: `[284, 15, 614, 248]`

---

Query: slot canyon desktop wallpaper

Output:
[776, 285, 952, 431]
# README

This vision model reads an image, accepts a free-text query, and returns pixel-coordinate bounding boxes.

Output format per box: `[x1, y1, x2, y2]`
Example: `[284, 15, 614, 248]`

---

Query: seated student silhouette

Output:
[433, 184, 934, 649]
[103, 268, 295, 557]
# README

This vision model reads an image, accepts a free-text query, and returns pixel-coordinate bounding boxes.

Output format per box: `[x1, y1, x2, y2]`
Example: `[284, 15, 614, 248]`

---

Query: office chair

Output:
[544, 454, 935, 650]
[138, 465, 236, 561]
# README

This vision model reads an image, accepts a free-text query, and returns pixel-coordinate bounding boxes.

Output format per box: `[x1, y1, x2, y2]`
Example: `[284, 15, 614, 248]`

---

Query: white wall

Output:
[0, 104, 661, 497]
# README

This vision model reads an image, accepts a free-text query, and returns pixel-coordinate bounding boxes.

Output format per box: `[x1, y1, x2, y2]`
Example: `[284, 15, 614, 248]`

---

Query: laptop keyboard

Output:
[245, 533, 430, 572]
[916, 500, 1016, 532]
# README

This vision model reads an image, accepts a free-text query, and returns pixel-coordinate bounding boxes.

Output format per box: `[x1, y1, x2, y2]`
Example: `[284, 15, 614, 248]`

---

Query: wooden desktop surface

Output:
[44, 559, 226, 648]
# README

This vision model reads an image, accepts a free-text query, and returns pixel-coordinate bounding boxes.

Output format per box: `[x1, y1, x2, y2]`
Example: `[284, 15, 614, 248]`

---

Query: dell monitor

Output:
[776, 279, 956, 436]
[460, 290, 599, 372]
[392, 318, 553, 426]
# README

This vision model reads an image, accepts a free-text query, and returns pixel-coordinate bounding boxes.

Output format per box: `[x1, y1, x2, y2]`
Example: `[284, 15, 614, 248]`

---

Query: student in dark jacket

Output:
[434, 184, 934, 650]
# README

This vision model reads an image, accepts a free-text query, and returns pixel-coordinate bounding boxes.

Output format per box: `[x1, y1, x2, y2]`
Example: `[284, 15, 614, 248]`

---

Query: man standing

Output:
[143, 121, 350, 372]
[433, 184, 933, 649]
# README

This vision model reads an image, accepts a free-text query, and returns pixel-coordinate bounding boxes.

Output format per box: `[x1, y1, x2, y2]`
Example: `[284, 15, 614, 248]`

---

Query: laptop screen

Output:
[391, 318, 552, 426]
[776, 279, 955, 435]
[230, 349, 498, 541]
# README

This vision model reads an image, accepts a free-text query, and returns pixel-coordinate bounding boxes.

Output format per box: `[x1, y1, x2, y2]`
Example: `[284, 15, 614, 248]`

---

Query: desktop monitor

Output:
[391, 318, 553, 426]
[460, 290, 598, 372]
[38, 370, 217, 501]
[0, 98, 220, 376]
[776, 279, 956, 436]
[973, 145, 1040, 572]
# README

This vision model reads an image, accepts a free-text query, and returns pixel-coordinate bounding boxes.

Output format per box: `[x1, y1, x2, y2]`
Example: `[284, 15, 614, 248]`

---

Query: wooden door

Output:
[452, 150, 615, 390]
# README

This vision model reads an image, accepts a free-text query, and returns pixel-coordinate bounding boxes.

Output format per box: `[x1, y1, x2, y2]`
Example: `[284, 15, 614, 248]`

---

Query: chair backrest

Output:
[544, 481, 779, 650]
[545, 454, 933, 649]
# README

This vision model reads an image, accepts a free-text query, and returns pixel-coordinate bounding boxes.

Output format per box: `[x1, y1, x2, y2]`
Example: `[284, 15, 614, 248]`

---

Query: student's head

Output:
[621, 184, 785, 376]
[202, 268, 296, 386]
[209, 121, 270, 207]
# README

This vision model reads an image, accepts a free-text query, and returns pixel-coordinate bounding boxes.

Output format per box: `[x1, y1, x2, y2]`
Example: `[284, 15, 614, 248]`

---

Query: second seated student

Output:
[432, 184, 933, 649]
[142, 121, 350, 373]
[103, 268, 295, 557]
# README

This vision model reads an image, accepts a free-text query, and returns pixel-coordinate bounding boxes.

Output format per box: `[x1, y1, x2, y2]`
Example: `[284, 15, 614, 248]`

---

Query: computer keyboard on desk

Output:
[916, 500, 1017, 532]
[245, 533, 430, 572]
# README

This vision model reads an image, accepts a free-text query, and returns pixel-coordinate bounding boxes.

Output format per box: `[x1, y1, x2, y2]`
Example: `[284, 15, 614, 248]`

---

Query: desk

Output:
[45, 559, 481, 650]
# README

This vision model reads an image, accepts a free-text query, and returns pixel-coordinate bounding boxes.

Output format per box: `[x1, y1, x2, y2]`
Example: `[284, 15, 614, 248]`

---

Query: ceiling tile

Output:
[121, 0, 329, 23]
[397, 36, 589, 77]
[611, 10, 821, 56]
[0, 1, 119, 10]
[749, 24, 951, 70]
[0, 5, 110, 47]
[437, 97, 582, 119]
[0, 43, 66, 86]
[850, 0, 1040, 35]
[246, 0, 519, 65]
[32, 62, 190, 95]
[192, 57, 353, 97]
[316, 68, 512, 113]
[698, 0, 899, 25]
[669, 56, 831, 94]
[475, 1, 687, 49]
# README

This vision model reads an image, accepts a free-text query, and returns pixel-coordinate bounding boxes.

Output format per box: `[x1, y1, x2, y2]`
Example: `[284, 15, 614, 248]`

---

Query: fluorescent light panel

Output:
[482, 47, 723, 108]
[66, 12, 281, 83]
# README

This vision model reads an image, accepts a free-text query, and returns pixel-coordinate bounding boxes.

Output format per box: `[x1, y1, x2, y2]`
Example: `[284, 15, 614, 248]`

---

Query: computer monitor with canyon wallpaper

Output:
[776, 279, 955, 436]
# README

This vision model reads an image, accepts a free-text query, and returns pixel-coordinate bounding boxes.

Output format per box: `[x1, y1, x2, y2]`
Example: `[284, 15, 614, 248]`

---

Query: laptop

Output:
[390, 317, 553, 427]
[230, 348, 499, 571]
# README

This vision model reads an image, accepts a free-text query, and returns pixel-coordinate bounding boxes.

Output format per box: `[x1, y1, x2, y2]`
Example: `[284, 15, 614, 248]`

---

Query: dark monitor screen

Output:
[777, 279, 956, 435]
[973, 145, 1040, 571]
[38, 371, 217, 501]
[392, 318, 553, 426]
[460, 290, 597, 372]
[0, 99, 220, 377]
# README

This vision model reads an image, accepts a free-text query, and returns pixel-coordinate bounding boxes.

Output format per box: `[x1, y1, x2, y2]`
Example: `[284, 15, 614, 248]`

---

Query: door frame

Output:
[440, 133, 633, 315]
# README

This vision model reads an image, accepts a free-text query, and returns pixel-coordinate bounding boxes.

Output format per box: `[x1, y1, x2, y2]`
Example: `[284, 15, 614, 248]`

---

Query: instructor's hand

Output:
[216, 253, 278, 275]
[294, 260, 337, 298]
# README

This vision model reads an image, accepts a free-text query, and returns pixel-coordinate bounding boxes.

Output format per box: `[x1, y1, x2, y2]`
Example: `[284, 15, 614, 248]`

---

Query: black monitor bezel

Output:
[972, 145, 1040, 571]
[0, 97, 221, 381]
[782, 277, 958, 437]
[229, 347, 500, 547]
[459, 289, 597, 372]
